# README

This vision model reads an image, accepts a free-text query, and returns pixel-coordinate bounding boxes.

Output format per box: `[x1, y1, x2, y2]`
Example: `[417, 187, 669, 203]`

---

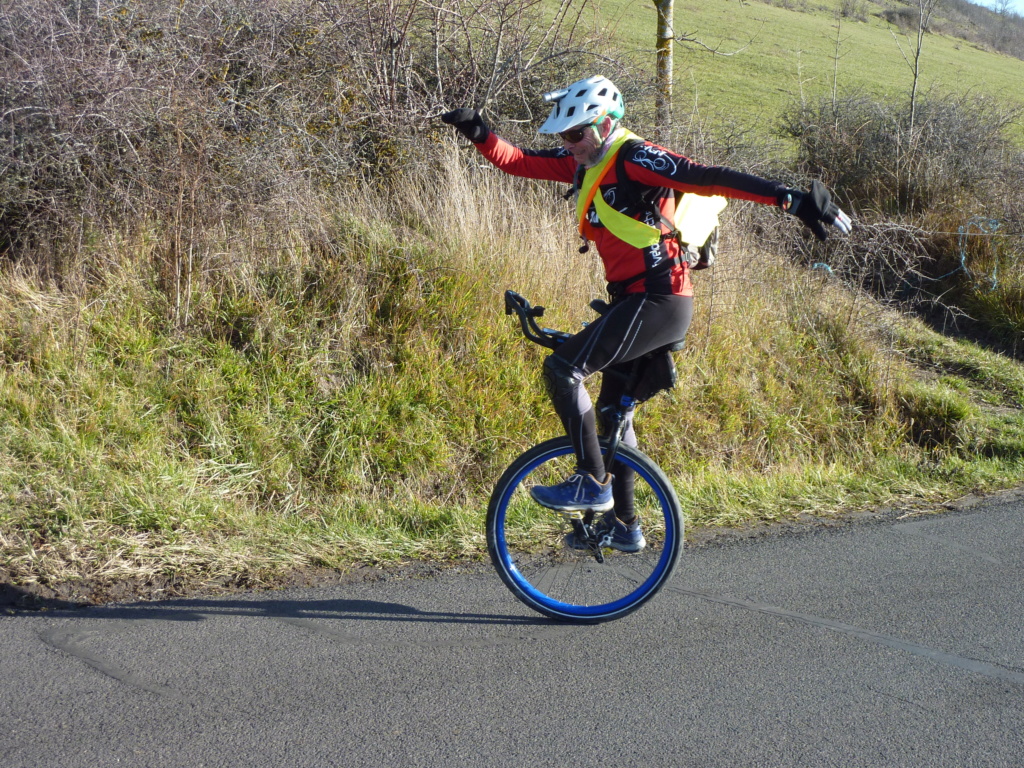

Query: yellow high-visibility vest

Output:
[577, 129, 726, 249]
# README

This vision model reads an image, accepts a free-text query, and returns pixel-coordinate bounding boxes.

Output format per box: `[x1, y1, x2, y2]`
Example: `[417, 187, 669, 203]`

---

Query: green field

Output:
[586, 0, 1024, 139]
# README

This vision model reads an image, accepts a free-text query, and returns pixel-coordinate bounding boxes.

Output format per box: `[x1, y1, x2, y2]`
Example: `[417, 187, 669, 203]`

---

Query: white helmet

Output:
[538, 76, 625, 134]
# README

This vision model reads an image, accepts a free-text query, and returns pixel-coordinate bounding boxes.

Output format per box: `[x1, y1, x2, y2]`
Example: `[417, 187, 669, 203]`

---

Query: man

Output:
[442, 75, 851, 552]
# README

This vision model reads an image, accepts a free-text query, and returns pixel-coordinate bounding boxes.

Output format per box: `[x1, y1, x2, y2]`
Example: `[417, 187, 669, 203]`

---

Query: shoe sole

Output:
[529, 489, 614, 513]
[608, 538, 646, 553]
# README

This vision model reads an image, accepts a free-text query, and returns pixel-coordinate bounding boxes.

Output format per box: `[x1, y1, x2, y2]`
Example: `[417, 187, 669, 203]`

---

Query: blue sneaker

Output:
[529, 472, 614, 512]
[565, 516, 646, 553]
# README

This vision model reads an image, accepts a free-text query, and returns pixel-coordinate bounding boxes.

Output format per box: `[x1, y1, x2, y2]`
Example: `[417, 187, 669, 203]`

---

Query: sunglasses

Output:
[558, 125, 595, 143]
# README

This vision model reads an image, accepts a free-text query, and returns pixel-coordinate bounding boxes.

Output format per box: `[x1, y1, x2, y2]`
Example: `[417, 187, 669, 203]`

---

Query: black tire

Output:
[486, 436, 683, 622]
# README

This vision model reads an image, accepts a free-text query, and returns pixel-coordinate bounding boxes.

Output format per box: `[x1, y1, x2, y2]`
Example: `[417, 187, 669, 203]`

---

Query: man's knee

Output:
[542, 354, 584, 408]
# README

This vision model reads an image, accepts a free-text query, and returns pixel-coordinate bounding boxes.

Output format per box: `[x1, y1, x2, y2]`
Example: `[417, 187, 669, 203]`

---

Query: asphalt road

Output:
[3, 489, 1023, 767]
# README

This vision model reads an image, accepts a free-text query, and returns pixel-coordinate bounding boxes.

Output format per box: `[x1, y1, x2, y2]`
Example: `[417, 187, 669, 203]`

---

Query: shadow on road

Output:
[6, 590, 549, 627]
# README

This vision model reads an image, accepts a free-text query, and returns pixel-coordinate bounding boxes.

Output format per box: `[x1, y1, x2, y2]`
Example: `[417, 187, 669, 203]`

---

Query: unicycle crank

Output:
[567, 518, 605, 563]
[563, 509, 624, 563]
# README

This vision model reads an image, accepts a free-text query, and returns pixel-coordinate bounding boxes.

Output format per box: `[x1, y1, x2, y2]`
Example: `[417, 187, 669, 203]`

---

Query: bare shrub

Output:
[839, 0, 870, 22]
[882, 5, 923, 33]
[777, 91, 1024, 330]
[0, 0, 616, 269]
[781, 92, 1020, 216]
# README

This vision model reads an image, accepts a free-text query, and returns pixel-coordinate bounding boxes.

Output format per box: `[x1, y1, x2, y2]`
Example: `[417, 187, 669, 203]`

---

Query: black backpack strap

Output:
[563, 164, 586, 201]
[615, 139, 681, 244]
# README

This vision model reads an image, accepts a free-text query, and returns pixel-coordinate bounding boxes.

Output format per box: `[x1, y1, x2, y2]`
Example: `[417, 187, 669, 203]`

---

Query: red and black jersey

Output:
[474, 132, 786, 297]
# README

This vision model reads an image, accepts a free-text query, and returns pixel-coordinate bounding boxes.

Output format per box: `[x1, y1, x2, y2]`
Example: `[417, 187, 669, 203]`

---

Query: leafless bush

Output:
[826, 219, 941, 301]
[0, 0, 616, 267]
[882, 5, 924, 33]
[775, 90, 1024, 320]
[839, 0, 870, 22]
[781, 92, 1021, 216]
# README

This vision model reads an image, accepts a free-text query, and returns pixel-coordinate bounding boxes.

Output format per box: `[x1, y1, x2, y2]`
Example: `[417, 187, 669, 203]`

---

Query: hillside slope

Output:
[1, 0, 1022, 605]
[588, 0, 1024, 140]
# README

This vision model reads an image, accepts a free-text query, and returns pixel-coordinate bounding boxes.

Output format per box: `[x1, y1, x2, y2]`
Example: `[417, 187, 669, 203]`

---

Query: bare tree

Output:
[652, 0, 761, 134]
[654, 0, 673, 130]
[888, 0, 941, 133]
[991, 0, 1016, 51]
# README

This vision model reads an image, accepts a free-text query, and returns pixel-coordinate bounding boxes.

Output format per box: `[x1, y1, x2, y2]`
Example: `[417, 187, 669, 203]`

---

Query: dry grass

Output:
[2, 1, 1024, 601]
[5, 142, 1023, 600]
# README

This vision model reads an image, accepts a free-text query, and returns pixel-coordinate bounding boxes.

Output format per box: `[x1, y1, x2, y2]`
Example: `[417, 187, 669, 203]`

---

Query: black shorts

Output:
[552, 293, 694, 377]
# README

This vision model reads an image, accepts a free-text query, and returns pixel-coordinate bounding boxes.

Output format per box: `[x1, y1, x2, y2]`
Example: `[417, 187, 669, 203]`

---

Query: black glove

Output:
[441, 108, 491, 144]
[779, 180, 853, 241]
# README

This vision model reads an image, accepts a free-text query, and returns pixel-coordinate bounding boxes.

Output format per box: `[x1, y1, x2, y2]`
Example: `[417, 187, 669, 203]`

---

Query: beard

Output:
[577, 123, 620, 167]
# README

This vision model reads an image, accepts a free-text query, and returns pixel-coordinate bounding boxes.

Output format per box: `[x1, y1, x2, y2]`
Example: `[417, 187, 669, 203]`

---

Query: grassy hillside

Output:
[3, 151, 1022, 603]
[1, 0, 1022, 604]
[591, 0, 1024, 141]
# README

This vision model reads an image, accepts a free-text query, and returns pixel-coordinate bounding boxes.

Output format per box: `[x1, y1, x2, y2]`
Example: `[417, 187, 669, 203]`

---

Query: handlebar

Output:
[504, 290, 571, 350]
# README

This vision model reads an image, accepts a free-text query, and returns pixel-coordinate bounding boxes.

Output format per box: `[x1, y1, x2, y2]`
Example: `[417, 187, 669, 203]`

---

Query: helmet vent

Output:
[538, 76, 624, 134]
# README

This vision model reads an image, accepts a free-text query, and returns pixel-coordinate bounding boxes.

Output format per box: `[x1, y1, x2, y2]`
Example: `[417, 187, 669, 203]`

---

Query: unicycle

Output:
[486, 291, 684, 623]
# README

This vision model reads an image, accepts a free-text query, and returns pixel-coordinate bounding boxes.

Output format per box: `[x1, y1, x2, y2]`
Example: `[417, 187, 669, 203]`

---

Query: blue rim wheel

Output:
[486, 437, 683, 622]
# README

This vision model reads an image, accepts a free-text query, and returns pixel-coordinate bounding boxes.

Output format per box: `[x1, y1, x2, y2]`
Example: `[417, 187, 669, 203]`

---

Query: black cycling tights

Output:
[543, 293, 693, 520]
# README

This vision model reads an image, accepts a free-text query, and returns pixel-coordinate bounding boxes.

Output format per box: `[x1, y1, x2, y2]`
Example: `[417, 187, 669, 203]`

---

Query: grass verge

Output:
[1, 144, 1023, 605]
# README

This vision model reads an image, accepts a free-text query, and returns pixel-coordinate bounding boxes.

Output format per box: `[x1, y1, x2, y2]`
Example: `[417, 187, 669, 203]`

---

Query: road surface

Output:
[3, 489, 1023, 766]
